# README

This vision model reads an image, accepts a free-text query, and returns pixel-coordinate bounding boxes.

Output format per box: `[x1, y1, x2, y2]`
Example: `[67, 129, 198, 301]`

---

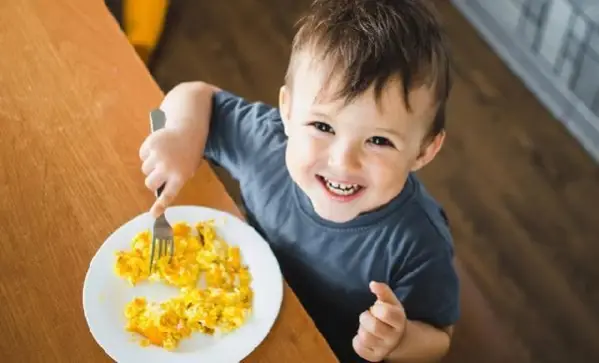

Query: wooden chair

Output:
[105, 0, 170, 65]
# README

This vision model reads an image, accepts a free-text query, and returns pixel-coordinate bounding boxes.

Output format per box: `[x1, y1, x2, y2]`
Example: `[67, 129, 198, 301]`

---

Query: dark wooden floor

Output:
[148, 1, 599, 362]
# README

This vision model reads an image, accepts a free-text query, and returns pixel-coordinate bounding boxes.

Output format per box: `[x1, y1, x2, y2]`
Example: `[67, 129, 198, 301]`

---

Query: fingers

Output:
[150, 175, 184, 218]
[369, 281, 401, 305]
[145, 168, 167, 192]
[354, 283, 407, 362]
[355, 309, 403, 362]
[352, 335, 378, 362]
[150, 200, 166, 218]
[158, 175, 183, 205]
[141, 152, 158, 175]
[138, 129, 189, 217]
[359, 310, 394, 339]
[370, 301, 406, 330]
[358, 325, 382, 347]
[139, 135, 154, 161]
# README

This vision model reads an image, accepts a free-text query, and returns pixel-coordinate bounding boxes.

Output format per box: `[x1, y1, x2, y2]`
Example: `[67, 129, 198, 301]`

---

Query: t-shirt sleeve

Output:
[392, 239, 460, 328]
[204, 89, 283, 183]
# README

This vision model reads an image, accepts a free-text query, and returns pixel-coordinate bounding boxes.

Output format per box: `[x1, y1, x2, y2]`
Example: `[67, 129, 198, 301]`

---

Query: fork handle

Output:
[156, 184, 165, 197]
[150, 109, 166, 131]
[150, 109, 167, 199]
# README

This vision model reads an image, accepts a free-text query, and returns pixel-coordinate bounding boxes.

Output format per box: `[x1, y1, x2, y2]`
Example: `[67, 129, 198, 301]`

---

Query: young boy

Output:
[139, 0, 460, 361]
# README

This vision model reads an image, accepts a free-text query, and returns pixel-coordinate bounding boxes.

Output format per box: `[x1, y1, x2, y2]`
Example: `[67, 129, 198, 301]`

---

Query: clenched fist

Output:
[353, 281, 407, 362]
[139, 124, 203, 217]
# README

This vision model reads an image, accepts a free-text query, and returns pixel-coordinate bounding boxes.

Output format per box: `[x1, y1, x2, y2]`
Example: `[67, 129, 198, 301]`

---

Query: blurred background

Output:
[105, 1, 599, 362]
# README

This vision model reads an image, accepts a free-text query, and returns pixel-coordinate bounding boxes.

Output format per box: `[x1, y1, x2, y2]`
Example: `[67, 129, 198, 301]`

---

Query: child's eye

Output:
[310, 121, 334, 134]
[368, 136, 395, 147]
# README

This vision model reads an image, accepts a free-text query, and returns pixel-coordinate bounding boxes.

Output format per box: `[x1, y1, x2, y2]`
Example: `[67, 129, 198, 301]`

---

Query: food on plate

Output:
[114, 220, 253, 350]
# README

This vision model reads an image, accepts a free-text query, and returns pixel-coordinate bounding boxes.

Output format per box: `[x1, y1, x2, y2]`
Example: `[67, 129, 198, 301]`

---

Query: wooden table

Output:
[0, 1, 337, 362]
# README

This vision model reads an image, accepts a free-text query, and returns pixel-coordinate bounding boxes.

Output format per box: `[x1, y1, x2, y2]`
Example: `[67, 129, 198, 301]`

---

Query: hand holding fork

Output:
[147, 109, 174, 272]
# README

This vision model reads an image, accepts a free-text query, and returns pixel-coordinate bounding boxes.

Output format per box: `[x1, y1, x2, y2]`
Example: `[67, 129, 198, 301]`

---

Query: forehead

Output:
[290, 53, 437, 125]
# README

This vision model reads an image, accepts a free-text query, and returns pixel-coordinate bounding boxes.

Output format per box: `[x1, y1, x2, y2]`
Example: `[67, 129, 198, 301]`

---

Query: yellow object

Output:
[115, 221, 253, 350]
[123, 0, 169, 63]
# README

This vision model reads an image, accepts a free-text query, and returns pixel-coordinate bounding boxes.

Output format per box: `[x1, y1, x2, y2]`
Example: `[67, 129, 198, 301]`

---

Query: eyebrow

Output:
[309, 110, 332, 120]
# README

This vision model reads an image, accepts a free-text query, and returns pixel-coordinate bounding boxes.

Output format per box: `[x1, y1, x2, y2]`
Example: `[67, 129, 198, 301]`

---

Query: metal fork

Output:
[148, 109, 174, 273]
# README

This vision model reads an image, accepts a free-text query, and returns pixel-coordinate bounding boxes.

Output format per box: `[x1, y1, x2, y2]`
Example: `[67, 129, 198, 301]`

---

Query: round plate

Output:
[83, 206, 284, 363]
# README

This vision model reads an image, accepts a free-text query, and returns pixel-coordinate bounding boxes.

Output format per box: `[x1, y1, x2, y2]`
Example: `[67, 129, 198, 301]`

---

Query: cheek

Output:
[364, 152, 410, 187]
[287, 129, 327, 171]
[289, 127, 328, 166]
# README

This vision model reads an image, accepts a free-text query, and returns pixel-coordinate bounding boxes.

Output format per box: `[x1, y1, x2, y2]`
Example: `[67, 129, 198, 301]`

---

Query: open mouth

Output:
[316, 175, 364, 198]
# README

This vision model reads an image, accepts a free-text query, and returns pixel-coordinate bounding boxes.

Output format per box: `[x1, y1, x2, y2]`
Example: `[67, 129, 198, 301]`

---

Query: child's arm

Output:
[139, 84, 278, 216]
[386, 320, 452, 363]
[160, 81, 221, 134]
[353, 282, 453, 363]
[139, 81, 220, 216]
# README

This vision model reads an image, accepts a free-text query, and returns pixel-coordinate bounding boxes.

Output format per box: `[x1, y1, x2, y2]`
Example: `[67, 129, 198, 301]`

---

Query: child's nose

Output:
[328, 144, 361, 172]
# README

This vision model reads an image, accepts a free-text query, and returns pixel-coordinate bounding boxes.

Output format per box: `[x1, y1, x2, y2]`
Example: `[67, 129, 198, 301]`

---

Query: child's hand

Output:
[353, 281, 407, 362]
[139, 126, 202, 217]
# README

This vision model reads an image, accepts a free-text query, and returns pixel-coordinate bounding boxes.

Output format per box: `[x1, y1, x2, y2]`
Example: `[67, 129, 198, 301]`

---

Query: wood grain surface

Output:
[150, 1, 599, 362]
[0, 1, 336, 362]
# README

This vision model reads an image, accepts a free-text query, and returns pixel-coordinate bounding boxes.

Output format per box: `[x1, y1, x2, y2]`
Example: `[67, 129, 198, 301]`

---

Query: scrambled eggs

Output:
[114, 220, 253, 350]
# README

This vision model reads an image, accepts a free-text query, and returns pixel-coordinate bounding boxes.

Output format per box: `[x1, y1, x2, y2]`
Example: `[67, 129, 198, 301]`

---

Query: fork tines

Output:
[149, 237, 174, 273]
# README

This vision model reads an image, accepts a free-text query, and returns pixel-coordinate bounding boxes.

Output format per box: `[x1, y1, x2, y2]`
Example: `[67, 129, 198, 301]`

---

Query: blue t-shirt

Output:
[204, 90, 460, 362]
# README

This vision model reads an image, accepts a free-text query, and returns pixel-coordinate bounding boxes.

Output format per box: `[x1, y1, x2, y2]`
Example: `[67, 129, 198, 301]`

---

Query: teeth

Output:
[323, 178, 361, 195]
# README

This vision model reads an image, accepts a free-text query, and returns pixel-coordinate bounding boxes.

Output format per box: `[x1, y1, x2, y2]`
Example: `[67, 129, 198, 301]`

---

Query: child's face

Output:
[280, 56, 444, 223]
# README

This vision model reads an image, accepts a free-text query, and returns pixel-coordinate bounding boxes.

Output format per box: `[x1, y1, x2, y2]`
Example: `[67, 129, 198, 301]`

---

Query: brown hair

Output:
[285, 0, 451, 137]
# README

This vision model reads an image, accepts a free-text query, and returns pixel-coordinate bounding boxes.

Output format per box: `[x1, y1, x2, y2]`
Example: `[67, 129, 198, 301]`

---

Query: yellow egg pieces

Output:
[114, 220, 253, 350]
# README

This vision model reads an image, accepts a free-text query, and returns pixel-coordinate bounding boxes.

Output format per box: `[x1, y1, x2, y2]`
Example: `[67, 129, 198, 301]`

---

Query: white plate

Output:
[83, 206, 284, 363]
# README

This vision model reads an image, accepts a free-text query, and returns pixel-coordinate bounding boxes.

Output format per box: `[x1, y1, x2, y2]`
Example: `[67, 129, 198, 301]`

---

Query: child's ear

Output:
[411, 130, 445, 171]
[279, 85, 291, 136]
